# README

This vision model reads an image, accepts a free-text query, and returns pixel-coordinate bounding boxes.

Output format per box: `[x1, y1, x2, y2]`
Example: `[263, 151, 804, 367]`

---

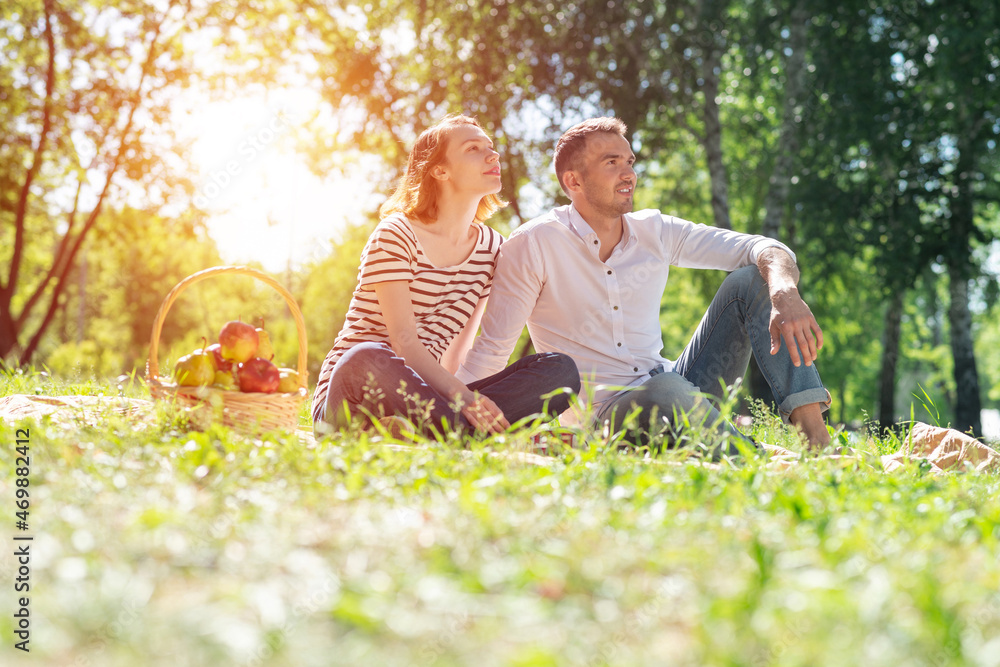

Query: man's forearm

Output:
[756, 247, 800, 295]
[756, 244, 823, 368]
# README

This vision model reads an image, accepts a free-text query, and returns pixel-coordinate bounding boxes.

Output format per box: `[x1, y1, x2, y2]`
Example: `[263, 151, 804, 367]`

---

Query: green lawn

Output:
[2, 370, 999, 666]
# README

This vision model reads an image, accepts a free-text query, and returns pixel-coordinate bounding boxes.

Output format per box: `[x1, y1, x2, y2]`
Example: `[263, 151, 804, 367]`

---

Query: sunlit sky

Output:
[174, 86, 383, 273]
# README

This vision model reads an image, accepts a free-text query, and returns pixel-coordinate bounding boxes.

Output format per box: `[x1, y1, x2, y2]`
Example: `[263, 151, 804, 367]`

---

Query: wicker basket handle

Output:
[146, 266, 308, 391]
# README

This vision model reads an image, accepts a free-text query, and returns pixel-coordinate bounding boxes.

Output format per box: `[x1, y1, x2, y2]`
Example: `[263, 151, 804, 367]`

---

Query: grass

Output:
[2, 369, 999, 666]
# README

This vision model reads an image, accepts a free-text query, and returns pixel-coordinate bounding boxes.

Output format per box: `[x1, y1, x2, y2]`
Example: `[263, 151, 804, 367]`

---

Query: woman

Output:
[312, 115, 579, 436]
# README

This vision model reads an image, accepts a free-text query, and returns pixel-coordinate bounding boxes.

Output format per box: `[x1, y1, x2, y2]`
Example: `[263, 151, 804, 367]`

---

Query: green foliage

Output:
[895, 275, 960, 425]
[35, 208, 224, 375]
[297, 219, 378, 379]
[976, 305, 1000, 406]
[657, 267, 725, 360]
[801, 254, 884, 424]
[2, 373, 999, 666]
[296, 0, 587, 225]
[44, 340, 120, 380]
[25, 203, 314, 383]
[633, 148, 714, 229]
[800, 0, 1000, 433]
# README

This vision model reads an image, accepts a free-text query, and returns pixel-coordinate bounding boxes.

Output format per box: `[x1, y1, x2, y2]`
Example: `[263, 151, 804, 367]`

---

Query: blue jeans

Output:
[598, 265, 830, 455]
[315, 342, 580, 436]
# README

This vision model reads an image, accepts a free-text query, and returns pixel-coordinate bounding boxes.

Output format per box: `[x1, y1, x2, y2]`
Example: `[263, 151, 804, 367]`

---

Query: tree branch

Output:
[15, 175, 84, 330]
[4, 0, 56, 300]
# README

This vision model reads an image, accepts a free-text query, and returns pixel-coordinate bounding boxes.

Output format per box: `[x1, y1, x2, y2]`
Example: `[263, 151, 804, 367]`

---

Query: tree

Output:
[539, 0, 740, 229]
[924, 0, 1000, 436]
[801, 0, 999, 435]
[293, 0, 593, 226]
[1, 0, 202, 367]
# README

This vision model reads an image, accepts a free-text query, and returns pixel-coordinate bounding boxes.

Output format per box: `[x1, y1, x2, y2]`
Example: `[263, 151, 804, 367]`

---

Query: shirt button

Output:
[617, 342, 622, 347]
[633, 367, 639, 372]
[607, 269, 612, 275]
[613, 306, 619, 310]
[593, 240, 598, 245]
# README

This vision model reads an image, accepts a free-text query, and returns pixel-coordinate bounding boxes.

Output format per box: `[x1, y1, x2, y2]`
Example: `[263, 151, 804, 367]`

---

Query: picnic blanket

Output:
[0, 393, 155, 428]
[880, 421, 1000, 473]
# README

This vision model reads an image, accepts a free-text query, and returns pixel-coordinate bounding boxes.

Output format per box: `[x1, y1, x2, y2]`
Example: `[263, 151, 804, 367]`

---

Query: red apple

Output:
[219, 320, 258, 363]
[237, 357, 280, 393]
[205, 343, 232, 372]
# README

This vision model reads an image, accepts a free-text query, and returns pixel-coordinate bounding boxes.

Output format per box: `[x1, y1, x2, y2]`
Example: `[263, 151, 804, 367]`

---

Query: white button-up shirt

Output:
[457, 204, 794, 424]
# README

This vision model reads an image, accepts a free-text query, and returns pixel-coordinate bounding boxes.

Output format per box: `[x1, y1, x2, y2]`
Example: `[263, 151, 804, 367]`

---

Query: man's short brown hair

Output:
[553, 117, 628, 195]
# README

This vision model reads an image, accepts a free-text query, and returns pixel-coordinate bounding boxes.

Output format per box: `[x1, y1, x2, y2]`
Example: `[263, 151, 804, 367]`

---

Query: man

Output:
[457, 117, 831, 452]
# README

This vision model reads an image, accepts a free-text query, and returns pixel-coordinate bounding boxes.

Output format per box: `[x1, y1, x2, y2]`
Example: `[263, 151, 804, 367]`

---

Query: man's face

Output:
[574, 132, 636, 218]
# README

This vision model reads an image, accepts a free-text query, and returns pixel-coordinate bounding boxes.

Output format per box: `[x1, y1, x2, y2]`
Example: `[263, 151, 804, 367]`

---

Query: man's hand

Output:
[757, 247, 824, 367]
[768, 287, 824, 366]
[460, 392, 510, 433]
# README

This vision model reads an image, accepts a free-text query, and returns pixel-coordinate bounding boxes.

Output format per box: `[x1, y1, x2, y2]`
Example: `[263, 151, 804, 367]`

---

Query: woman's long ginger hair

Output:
[380, 115, 507, 224]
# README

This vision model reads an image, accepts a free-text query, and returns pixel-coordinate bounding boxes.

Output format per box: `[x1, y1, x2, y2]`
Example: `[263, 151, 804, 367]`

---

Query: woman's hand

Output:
[460, 392, 510, 434]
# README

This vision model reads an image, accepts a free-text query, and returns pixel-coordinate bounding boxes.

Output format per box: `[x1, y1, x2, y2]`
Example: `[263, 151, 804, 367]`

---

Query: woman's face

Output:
[436, 124, 501, 197]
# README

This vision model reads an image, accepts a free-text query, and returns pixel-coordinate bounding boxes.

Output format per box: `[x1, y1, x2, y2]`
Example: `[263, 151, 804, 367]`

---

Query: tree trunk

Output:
[0, 308, 18, 367]
[761, 1, 808, 240]
[701, 50, 731, 231]
[749, 0, 809, 405]
[947, 265, 982, 436]
[1, 1, 55, 366]
[6, 0, 56, 306]
[879, 289, 904, 433]
[946, 131, 983, 437]
[697, 0, 731, 231]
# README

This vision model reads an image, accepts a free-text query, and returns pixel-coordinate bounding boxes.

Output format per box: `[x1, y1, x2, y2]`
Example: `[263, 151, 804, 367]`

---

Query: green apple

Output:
[212, 369, 237, 390]
[277, 368, 300, 393]
[174, 349, 215, 386]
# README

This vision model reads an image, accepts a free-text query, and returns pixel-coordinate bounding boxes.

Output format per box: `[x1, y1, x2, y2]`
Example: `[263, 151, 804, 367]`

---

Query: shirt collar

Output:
[621, 216, 639, 248]
[566, 204, 597, 242]
[566, 205, 640, 251]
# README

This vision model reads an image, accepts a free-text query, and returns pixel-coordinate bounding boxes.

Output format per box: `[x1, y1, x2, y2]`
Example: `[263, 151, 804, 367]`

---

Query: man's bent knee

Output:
[726, 264, 766, 291]
[635, 372, 704, 415]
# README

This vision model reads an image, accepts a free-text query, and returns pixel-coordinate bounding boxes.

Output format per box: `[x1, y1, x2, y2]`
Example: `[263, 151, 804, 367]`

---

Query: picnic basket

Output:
[146, 265, 309, 432]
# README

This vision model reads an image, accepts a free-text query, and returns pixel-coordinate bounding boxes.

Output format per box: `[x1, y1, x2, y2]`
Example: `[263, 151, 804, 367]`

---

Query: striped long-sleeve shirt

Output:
[312, 214, 504, 422]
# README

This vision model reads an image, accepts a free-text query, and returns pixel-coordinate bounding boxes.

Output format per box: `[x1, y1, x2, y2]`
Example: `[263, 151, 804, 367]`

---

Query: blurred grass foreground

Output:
[1, 369, 999, 667]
